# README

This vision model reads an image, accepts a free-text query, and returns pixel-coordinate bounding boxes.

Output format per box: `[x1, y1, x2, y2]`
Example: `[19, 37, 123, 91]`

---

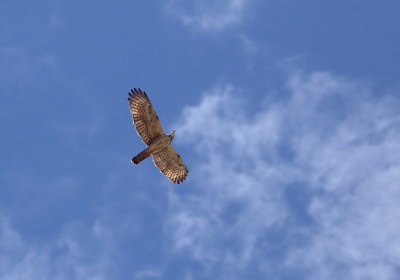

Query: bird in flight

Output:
[128, 88, 188, 184]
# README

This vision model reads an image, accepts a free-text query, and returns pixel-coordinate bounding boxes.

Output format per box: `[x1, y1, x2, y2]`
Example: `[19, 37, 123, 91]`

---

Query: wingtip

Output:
[128, 87, 149, 98]
[128, 88, 135, 99]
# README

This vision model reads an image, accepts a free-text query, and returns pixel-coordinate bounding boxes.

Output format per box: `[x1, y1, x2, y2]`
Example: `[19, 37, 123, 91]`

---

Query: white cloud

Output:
[167, 71, 400, 279]
[0, 216, 53, 280]
[165, 0, 249, 31]
[166, 84, 289, 276]
[283, 73, 400, 280]
[0, 216, 110, 280]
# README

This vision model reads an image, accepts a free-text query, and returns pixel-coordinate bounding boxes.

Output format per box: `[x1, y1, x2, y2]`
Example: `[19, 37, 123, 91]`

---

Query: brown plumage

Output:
[128, 88, 188, 184]
[132, 148, 150, 164]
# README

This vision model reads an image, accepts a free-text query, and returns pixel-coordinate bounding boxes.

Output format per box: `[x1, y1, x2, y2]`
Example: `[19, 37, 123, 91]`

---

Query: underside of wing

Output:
[152, 145, 188, 184]
[128, 88, 164, 145]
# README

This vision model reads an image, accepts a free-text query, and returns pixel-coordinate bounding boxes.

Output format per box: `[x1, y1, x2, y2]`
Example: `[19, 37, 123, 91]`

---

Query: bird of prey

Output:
[128, 88, 188, 184]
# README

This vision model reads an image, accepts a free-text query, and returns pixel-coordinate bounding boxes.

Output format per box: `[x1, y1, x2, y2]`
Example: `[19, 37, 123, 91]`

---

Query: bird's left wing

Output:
[152, 145, 188, 184]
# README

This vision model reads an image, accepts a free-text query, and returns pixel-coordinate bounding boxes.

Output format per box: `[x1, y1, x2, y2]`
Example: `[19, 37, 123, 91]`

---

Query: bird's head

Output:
[169, 130, 175, 140]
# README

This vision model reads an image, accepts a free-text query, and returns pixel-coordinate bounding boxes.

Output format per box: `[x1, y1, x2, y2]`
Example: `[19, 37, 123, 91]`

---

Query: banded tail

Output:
[132, 148, 151, 164]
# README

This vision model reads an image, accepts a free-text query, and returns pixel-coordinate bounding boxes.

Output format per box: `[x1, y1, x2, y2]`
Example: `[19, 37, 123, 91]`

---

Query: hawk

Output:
[128, 88, 188, 184]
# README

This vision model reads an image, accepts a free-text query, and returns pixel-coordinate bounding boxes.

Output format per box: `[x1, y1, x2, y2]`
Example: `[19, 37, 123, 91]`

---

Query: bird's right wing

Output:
[128, 88, 164, 145]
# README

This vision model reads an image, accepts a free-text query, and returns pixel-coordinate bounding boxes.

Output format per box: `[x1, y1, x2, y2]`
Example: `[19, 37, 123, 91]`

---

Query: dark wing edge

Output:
[128, 88, 164, 145]
[152, 145, 188, 184]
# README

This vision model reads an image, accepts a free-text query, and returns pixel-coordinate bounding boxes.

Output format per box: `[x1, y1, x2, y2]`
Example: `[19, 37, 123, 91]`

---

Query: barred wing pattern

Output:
[128, 88, 164, 145]
[128, 88, 188, 184]
[152, 146, 188, 184]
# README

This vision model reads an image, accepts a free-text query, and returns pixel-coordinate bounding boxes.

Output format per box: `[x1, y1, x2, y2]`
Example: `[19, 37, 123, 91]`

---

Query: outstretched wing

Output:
[128, 88, 164, 145]
[152, 145, 188, 184]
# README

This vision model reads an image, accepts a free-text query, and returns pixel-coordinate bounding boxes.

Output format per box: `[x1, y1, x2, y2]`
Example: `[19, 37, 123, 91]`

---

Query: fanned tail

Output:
[132, 148, 150, 164]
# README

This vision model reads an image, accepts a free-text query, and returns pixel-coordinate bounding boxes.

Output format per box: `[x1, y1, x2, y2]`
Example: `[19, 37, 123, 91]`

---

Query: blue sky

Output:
[1, 0, 400, 279]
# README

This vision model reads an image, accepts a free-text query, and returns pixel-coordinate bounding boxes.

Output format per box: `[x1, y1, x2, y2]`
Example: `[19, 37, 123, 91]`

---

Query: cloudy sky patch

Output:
[1, 0, 399, 279]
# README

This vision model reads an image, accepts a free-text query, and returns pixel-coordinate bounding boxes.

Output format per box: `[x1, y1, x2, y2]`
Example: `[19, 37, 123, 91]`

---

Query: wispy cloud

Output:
[167, 71, 400, 279]
[0, 216, 53, 280]
[0, 215, 111, 280]
[166, 84, 290, 278]
[165, 0, 249, 31]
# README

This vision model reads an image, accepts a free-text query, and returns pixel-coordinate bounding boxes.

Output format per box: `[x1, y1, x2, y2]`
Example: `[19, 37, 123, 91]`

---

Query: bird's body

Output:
[128, 88, 188, 184]
[131, 133, 173, 164]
